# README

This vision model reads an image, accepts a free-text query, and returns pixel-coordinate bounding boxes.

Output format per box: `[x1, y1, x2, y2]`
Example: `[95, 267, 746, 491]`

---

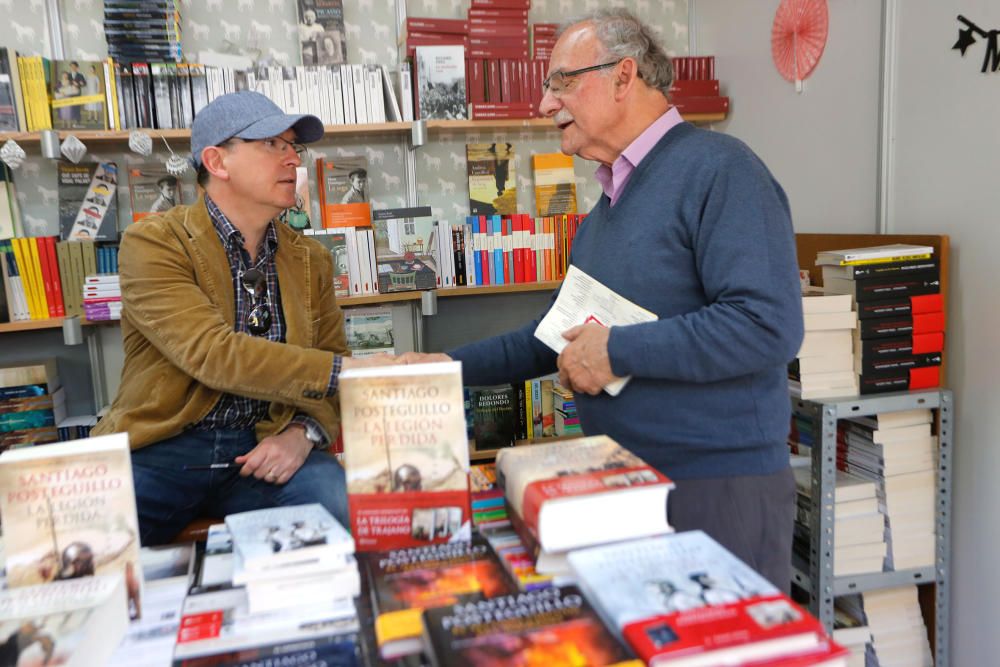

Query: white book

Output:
[330, 68, 345, 124]
[801, 288, 854, 314]
[380, 64, 402, 122]
[343, 227, 362, 295]
[816, 244, 934, 266]
[355, 227, 372, 294]
[803, 310, 858, 331]
[351, 64, 368, 124]
[225, 503, 354, 574]
[399, 62, 414, 122]
[340, 65, 356, 125]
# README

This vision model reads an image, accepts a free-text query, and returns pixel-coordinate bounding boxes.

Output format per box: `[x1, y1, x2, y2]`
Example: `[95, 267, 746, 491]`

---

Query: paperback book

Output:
[532, 152, 577, 216]
[0, 433, 144, 620]
[127, 162, 195, 224]
[422, 585, 641, 667]
[344, 306, 394, 357]
[319, 156, 370, 228]
[467, 142, 517, 216]
[340, 361, 471, 551]
[371, 208, 439, 292]
[58, 161, 119, 241]
[414, 45, 467, 120]
[49, 59, 108, 131]
[297, 0, 347, 66]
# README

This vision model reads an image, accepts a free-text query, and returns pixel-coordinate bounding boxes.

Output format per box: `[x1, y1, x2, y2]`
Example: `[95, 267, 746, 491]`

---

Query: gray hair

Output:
[559, 9, 674, 97]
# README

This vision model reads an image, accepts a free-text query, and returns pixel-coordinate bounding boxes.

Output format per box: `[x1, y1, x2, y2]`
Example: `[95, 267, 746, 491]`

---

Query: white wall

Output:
[889, 1, 1000, 662]
[693, 0, 882, 233]
[696, 0, 1000, 663]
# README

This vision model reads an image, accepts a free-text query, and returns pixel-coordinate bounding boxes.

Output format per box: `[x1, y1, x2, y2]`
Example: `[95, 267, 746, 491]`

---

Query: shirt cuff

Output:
[289, 413, 329, 450]
[326, 354, 343, 396]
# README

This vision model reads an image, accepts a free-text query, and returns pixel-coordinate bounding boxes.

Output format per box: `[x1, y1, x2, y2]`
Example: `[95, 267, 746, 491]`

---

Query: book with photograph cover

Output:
[340, 361, 471, 552]
[414, 45, 467, 120]
[0, 575, 128, 667]
[361, 536, 517, 660]
[371, 210, 439, 293]
[58, 162, 119, 241]
[127, 162, 195, 224]
[568, 531, 828, 667]
[0, 433, 144, 620]
[532, 152, 577, 216]
[319, 156, 371, 228]
[495, 435, 673, 553]
[0, 47, 22, 131]
[469, 384, 517, 452]
[49, 60, 108, 131]
[467, 142, 517, 216]
[297, 0, 347, 66]
[224, 503, 354, 574]
[304, 229, 350, 297]
[344, 306, 394, 357]
[422, 585, 642, 667]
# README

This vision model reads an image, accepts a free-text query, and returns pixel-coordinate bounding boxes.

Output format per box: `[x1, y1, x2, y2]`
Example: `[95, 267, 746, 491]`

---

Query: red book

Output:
[468, 8, 529, 19]
[405, 17, 468, 34]
[485, 59, 501, 102]
[859, 332, 945, 359]
[468, 35, 529, 48]
[468, 46, 530, 60]
[470, 0, 531, 8]
[42, 237, 65, 317]
[467, 57, 486, 103]
[669, 78, 721, 97]
[469, 24, 529, 38]
[471, 102, 533, 119]
[859, 366, 940, 394]
[477, 215, 490, 285]
[856, 292, 943, 320]
[533, 23, 558, 35]
[405, 33, 467, 47]
[672, 96, 730, 115]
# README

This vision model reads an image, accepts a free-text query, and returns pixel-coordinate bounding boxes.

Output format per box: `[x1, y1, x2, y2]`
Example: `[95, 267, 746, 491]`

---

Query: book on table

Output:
[0, 574, 128, 667]
[495, 435, 673, 554]
[568, 531, 831, 667]
[340, 360, 471, 552]
[360, 536, 518, 660]
[0, 432, 144, 620]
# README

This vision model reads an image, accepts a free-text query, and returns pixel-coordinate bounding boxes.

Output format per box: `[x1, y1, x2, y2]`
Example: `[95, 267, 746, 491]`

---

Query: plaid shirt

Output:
[195, 195, 334, 445]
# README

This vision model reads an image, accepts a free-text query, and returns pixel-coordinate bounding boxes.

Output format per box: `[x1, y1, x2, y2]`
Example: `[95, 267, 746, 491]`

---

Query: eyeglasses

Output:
[226, 136, 306, 157]
[239, 267, 272, 335]
[542, 59, 624, 96]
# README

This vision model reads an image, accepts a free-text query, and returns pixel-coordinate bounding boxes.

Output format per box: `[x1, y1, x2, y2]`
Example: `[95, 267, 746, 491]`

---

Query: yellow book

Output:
[26, 236, 51, 318]
[15, 56, 33, 131]
[838, 253, 933, 266]
[532, 152, 577, 217]
[10, 237, 40, 318]
[105, 58, 120, 130]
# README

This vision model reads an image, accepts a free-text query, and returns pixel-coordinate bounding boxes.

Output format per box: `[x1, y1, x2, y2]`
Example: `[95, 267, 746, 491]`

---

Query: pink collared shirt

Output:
[595, 107, 685, 206]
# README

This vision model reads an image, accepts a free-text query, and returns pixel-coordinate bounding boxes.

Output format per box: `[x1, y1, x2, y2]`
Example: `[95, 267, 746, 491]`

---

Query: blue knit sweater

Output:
[450, 122, 804, 480]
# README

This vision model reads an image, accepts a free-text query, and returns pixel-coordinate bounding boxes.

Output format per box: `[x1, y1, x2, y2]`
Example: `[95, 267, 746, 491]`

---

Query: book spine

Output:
[855, 293, 943, 320]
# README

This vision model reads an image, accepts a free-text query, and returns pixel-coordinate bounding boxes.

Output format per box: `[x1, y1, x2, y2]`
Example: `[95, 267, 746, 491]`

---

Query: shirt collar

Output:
[205, 194, 279, 256]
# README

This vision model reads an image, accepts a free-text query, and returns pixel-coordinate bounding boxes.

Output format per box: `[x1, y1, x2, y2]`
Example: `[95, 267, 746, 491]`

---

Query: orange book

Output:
[42, 237, 65, 317]
[34, 236, 57, 318]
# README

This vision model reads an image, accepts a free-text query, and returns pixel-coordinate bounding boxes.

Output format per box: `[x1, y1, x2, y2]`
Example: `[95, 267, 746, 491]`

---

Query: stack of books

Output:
[225, 504, 359, 615]
[568, 531, 849, 667]
[817, 243, 944, 394]
[832, 602, 874, 667]
[840, 410, 937, 571]
[82, 273, 122, 322]
[551, 380, 582, 436]
[845, 587, 933, 666]
[104, 0, 182, 64]
[669, 55, 730, 116]
[789, 288, 858, 399]
[532, 22, 558, 60]
[0, 358, 64, 449]
[791, 454, 886, 577]
[495, 435, 674, 579]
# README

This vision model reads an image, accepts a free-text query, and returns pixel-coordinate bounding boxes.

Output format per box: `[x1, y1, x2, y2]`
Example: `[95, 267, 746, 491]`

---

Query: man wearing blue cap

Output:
[93, 91, 393, 544]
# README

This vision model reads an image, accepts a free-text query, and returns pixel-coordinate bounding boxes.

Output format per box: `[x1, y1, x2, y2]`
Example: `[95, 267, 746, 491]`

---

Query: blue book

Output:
[491, 214, 504, 284]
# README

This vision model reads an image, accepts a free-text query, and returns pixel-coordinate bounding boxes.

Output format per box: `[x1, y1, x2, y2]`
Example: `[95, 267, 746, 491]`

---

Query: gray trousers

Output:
[666, 466, 796, 593]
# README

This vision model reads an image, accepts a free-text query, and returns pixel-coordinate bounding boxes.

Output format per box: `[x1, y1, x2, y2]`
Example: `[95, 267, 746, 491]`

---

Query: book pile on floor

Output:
[791, 454, 887, 577]
[839, 409, 937, 570]
[817, 243, 944, 394]
[790, 288, 858, 399]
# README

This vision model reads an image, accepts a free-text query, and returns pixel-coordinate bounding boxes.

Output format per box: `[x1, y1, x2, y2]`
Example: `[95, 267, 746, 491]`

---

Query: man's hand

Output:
[557, 323, 620, 395]
[235, 426, 313, 485]
[341, 353, 400, 371]
[398, 352, 453, 364]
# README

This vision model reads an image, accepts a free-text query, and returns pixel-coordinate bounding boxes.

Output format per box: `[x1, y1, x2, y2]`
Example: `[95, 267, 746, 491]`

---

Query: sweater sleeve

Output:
[607, 150, 804, 383]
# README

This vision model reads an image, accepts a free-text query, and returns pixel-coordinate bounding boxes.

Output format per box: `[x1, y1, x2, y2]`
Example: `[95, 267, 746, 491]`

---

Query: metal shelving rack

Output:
[790, 388, 952, 666]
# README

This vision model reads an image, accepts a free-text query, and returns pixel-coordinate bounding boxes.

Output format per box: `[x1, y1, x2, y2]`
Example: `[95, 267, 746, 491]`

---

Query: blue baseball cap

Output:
[190, 91, 324, 167]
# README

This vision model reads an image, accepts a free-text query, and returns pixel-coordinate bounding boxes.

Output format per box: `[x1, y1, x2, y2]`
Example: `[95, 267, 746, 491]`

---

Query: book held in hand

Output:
[0, 432, 144, 620]
[340, 361, 471, 551]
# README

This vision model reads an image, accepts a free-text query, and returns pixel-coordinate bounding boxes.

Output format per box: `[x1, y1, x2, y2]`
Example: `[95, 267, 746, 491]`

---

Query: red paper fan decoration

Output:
[771, 0, 829, 88]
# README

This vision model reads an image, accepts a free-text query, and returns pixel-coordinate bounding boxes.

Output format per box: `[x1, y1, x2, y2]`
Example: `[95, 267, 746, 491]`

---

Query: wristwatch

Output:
[302, 422, 327, 450]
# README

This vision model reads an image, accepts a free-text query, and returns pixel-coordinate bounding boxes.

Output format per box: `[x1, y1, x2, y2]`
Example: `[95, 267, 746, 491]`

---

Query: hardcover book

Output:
[49, 59, 108, 131]
[0, 575, 128, 667]
[319, 156, 371, 228]
[224, 503, 354, 574]
[567, 531, 827, 667]
[422, 585, 642, 667]
[361, 536, 517, 660]
[58, 161, 119, 241]
[495, 435, 673, 553]
[414, 45, 467, 120]
[371, 208, 439, 293]
[467, 142, 517, 216]
[340, 361, 471, 551]
[127, 162, 195, 224]
[297, 0, 347, 66]
[532, 152, 577, 216]
[0, 433, 144, 620]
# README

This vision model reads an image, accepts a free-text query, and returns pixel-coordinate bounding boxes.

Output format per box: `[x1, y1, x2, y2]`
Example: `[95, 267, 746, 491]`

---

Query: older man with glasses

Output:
[402, 9, 803, 591]
[93, 91, 396, 545]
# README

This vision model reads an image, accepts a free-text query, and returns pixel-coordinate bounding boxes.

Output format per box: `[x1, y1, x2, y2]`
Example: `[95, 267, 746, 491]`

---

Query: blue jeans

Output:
[130, 429, 349, 546]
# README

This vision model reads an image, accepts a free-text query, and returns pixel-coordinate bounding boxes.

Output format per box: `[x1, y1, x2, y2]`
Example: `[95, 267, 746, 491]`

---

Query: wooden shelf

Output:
[427, 113, 725, 132]
[0, 317, 102, 333]
[337, 281, 560, 309]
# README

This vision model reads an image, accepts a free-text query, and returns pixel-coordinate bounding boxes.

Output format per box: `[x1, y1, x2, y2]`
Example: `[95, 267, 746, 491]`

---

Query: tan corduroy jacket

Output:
[92, 196, 348, 449]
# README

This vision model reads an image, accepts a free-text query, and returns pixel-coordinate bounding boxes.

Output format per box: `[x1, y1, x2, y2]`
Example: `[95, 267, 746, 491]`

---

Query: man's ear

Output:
[614, 57, 639, 100]
[201, 146, 230, 182]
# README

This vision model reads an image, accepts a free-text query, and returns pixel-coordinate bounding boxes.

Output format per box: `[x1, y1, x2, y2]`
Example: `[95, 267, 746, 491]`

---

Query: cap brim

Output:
[235, 113, 325, 144]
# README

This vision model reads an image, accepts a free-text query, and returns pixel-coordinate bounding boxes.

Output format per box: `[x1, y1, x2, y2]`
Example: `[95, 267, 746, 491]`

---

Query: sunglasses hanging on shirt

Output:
[239, 267, 272, 335]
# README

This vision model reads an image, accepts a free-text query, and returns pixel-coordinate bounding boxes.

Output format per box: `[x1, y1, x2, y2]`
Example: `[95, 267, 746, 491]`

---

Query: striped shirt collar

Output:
[204, 194, 280, 260]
